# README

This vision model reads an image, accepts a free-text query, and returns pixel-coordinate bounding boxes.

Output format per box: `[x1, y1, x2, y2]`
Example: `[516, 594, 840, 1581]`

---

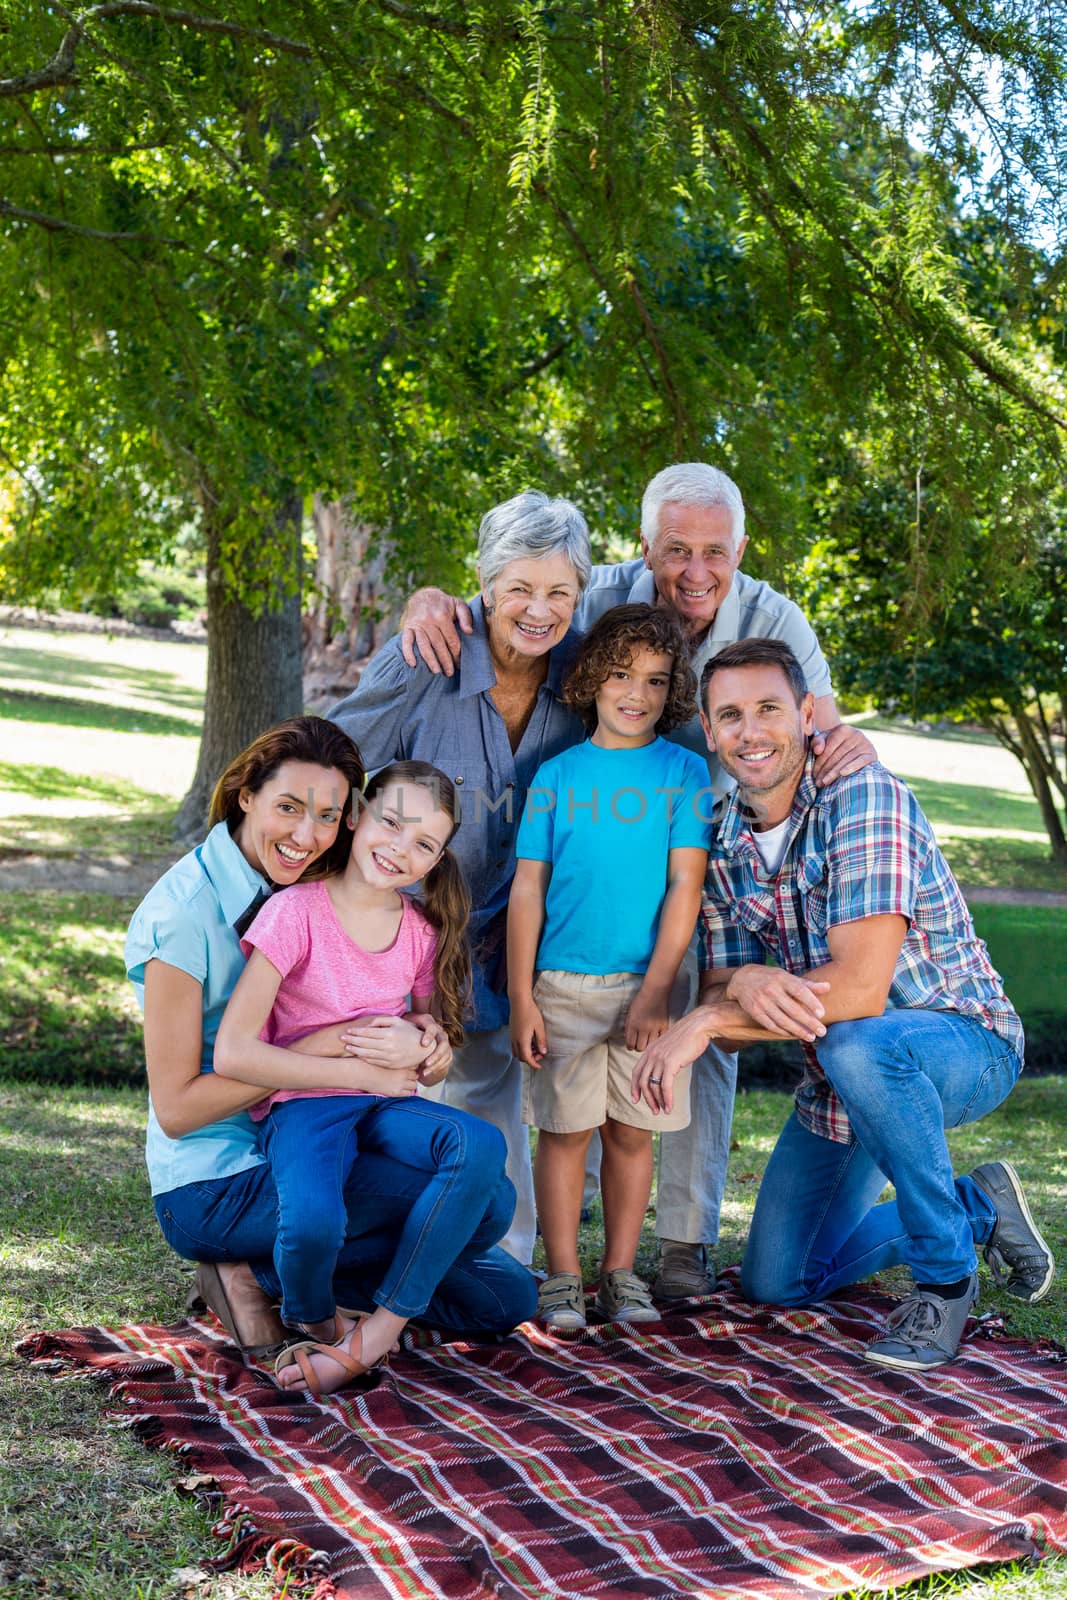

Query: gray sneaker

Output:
[865, 1275, 979, 1371]
[651, 1241, 716, 1301]
[970, 1160, 1055, 1303]
[537, 1272, 587, 1330]
[596, 1268, 660, 1324]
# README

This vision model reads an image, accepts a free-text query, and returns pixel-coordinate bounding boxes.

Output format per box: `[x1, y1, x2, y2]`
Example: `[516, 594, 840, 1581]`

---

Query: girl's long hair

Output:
[209, 716, 365, 879]
[361, 761, 472, 1045]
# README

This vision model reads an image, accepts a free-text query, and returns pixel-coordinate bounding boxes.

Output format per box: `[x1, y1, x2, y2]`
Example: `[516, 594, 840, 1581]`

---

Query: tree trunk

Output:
[302, 495, 398, 710]
[175, 497, 304, 843]
[997, 706, 1067, 863]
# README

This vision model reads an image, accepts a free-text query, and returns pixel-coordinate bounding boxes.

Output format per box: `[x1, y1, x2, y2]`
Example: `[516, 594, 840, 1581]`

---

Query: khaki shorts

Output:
[523, 968, 692, 1134]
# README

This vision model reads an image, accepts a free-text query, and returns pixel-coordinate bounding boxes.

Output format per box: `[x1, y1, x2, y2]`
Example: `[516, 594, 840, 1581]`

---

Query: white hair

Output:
[640, 463, 746, 551]
[477, 489, 592, 601]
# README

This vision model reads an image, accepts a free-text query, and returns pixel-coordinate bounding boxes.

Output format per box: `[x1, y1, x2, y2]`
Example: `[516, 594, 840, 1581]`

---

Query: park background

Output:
[1, 3, 1066, 1598]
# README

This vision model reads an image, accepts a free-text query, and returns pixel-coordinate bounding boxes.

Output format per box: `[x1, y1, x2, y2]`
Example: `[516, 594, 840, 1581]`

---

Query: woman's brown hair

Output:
[209, 716, 366, 880]
[563, 602, 696, 734]
[361, 761, 472, 1046]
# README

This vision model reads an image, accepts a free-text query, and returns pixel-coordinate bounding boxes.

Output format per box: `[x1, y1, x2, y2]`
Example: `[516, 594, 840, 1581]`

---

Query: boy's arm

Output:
[625, 846, 706, 1051]
[507, 857, 551, 1067]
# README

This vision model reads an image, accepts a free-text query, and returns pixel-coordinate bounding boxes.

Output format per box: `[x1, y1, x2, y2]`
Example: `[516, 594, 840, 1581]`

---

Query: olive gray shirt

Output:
[578, 558, 833, 797]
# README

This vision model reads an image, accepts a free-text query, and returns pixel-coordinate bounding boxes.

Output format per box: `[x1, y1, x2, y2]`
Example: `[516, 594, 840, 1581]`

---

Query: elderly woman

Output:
[330, 490, 591, 1264]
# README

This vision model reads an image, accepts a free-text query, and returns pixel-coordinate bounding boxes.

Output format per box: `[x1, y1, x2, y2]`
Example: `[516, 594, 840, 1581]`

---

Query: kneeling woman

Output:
[126, 717, 535, 1383]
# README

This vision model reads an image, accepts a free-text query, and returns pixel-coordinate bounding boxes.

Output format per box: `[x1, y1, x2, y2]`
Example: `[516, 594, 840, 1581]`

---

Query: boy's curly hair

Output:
[563, 603, 696, 734]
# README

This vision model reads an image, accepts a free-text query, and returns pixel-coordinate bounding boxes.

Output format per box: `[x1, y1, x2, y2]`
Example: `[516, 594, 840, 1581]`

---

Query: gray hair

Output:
[641, 463, 746, 552]
[477, 490, 592, 601]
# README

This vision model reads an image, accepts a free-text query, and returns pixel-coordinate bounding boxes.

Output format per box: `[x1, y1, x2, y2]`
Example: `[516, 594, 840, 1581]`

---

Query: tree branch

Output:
[0, 3, 313, 100]
[0, 197, 210, 257]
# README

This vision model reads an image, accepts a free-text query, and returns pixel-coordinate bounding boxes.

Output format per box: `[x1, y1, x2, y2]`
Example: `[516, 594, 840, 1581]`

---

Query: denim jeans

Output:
[740, 1010, 1021, 1305]
[260, 1094, 513, 1324]
[155, 1108, 536, 1335]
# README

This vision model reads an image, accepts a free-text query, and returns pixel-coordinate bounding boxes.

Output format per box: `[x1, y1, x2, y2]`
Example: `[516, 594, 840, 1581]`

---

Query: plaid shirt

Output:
[700, 752, 1024, 1143]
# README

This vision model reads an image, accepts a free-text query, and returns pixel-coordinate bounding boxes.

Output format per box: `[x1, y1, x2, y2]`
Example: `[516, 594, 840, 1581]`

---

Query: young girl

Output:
[215, 759, 506, 1395]
[507, 604, 712, 1329]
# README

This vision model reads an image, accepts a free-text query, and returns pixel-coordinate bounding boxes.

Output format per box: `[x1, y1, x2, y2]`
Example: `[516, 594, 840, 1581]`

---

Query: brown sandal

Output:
[274, 1315, 387, 1398]
[191, 1262, 286, 1361]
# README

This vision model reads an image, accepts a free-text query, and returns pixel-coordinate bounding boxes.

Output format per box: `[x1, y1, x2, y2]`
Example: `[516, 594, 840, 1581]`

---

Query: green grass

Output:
[4, 1076, 1066, 1600]
[972, 905, 1067, 1022]
[0, 687, 199, 738]
[0, 636, 205, 716]
[0, 894, 144, 1084]
[0, 1082, 276, 1600]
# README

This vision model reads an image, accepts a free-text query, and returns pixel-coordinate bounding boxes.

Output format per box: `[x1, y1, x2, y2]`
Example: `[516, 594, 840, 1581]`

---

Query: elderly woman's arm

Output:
[329, 636, 422, 769]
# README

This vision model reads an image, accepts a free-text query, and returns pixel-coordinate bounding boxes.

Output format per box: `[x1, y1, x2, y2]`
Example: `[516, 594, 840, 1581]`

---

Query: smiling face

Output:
[643, 501, 747, 639]
[236, 760, 349, 884]
[701, 662, 814, 826]
[349, 779, 454, 892]
[481, 553, 580, 667]
[592, 645, 674, 750]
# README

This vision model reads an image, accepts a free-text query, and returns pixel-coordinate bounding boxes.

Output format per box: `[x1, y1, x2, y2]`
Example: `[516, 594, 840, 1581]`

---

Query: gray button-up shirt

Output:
[577, 558, 834, 797]
[330, 596, 585, 1029]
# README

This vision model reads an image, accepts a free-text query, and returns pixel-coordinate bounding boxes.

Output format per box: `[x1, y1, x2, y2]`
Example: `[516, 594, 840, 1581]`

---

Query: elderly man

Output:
[401, 464, 875, 1296]
[633, 637, 1052, 1368]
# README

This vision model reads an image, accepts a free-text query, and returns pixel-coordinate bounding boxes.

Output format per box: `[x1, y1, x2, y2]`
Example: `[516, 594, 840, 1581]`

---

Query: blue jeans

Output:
[740, 1010, 1021, 1305]
[259, 1094, 510, 1325]
[155, 1114, 536, 1335]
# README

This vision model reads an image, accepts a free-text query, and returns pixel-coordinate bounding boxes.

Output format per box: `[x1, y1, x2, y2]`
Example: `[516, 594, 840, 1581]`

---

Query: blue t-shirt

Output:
[125, 821, 270, 1196]
[516, 737, 713, 975]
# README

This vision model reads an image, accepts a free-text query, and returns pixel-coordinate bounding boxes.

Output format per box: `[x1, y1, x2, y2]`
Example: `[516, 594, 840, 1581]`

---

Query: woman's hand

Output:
[359, 1061, 422, 1096]
[338, 1015, 432, 1069]
[510, 997, 547, 1068]
[407, 1011, 453, 1086]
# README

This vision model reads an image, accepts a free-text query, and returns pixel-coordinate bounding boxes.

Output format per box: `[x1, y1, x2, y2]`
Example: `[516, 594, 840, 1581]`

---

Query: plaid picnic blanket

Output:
[19, 1274, 1067, 1600]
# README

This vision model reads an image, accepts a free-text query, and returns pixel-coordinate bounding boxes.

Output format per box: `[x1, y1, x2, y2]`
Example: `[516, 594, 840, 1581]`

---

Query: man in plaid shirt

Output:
[633, 637, 1054, 1370]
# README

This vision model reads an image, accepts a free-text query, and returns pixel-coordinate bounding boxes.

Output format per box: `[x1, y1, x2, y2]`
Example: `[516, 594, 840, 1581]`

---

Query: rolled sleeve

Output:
[329, 639, 419, 770]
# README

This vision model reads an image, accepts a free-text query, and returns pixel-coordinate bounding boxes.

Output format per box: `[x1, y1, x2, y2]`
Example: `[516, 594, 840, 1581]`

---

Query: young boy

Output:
[508, 604, 712, 1327]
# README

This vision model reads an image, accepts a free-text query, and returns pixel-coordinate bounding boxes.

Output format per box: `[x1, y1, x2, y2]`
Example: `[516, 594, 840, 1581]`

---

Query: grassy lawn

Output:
[3, 1073, 1067, 1600]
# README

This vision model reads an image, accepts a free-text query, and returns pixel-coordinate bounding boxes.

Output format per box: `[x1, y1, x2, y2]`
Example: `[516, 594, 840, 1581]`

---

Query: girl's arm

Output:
[144, 960, 273, 1139]
[213, 951, 421, 1096]
[625, 846, 707, 1051]
[507, 857, 550, 1067]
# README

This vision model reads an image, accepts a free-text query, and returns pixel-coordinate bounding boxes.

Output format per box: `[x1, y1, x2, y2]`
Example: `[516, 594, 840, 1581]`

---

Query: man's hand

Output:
[400, 587, 474, 675]
[338, 1015, 431, 1068]
[724, 967, 830, 1041]
[510, 997, 547, 1068]
[625, 985, 671, 1052]
[630, 1008, 714, 1115]
[811, 723, 877, 787]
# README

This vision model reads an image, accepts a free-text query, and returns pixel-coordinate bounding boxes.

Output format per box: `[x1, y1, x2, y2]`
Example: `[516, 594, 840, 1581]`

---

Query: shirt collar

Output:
[458, 593, 583, 700]
[637, 568, 741, 677]
[690, 581, 741, 679]
[199, 819, 270, 925]
[718, 744, 818, 857]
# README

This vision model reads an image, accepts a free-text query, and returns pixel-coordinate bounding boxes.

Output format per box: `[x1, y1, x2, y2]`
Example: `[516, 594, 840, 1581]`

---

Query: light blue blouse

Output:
[125, 822, 269, 1196]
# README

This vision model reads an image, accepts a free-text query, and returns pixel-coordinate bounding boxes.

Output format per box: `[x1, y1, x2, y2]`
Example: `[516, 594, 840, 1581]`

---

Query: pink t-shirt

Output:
[240, 879, 437, 1117]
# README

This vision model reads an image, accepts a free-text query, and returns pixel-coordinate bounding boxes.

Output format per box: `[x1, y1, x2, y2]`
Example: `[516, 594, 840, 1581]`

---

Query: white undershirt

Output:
[750, 817, 792, 876]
